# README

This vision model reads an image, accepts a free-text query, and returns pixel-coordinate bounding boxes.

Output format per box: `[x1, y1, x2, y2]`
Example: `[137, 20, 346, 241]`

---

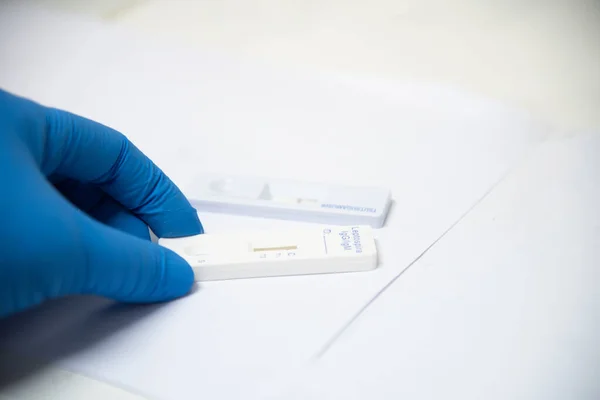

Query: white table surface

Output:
[23, 0, 600, 133]
[0, 4, 597, 400]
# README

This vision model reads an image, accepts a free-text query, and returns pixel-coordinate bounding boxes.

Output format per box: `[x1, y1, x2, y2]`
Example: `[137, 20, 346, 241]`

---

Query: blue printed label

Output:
[321, 204, 376, 213]
[338, 227, 363, 253]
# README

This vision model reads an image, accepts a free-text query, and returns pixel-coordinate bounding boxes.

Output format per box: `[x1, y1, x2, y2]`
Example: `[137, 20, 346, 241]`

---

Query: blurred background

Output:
[19, 0, 600, 131]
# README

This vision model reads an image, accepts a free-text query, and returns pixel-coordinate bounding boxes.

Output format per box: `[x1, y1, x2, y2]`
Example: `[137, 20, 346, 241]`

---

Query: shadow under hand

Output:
[0, 295, 168, 389]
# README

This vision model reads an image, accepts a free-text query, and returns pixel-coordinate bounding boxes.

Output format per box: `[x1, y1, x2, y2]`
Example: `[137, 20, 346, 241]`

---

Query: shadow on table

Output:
[0, 295, 168, 389]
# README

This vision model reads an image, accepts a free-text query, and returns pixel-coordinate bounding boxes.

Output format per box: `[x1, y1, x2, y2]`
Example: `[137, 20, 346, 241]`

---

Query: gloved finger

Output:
[87, 196, 152, 240]
[54, 178, 106, 214]
[1, 160, 194, 318]
[55, 179, 151, 240]
[41, 107, 202, 238]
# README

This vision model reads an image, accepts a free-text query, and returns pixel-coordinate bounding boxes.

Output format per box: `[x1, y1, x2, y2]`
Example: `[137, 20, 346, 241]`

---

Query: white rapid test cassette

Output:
[184, 174, 391, 228]
[158, 225, 378, 281]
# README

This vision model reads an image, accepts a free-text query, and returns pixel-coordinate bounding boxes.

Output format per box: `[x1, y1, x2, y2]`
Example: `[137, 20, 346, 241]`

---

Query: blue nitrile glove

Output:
[0, 89, 203, 318]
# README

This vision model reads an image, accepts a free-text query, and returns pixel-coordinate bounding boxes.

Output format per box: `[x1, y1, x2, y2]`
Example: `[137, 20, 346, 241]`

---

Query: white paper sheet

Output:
[0, 4, 549, 400]
[270, 132, 600, 400]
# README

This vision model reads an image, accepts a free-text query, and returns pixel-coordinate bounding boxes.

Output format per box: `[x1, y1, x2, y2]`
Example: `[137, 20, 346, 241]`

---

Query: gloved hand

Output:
[0, 89, 203, 318]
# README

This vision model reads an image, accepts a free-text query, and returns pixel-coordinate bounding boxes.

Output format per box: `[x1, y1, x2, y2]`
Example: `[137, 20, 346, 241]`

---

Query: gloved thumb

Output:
[1, 182, 195, 317]
[72, 212, 196, 303]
